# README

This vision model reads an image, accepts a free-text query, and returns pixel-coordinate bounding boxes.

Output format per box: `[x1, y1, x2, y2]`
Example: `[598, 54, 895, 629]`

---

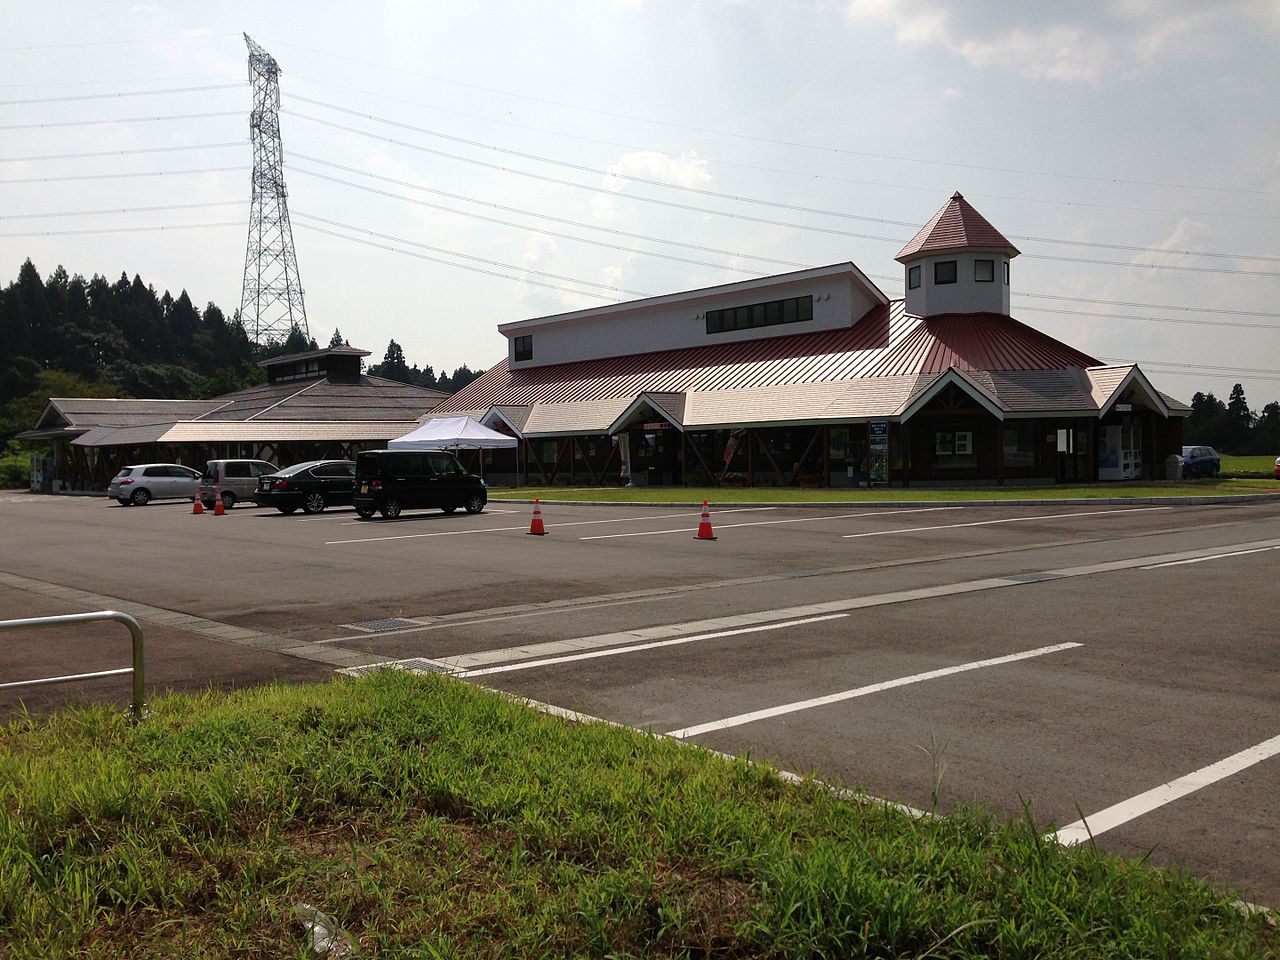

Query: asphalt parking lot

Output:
[1, 489, 1278, 905]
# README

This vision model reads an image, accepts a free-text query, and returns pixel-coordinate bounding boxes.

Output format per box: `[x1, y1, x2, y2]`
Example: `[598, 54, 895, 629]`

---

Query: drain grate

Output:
[1004, 572, 1063, 584]
[338, 657, 456, 678]
[346, 617, 422, 632]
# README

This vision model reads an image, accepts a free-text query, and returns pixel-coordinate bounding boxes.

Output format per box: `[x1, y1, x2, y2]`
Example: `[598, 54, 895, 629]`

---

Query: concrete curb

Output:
[493, 492, 1280, 509]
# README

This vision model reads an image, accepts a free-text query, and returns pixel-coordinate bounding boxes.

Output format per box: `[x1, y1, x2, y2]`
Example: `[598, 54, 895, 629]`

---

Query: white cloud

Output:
[592, 150, 713, 221]
[941, 86, 963, 100]
[844, 0, 1279, 84]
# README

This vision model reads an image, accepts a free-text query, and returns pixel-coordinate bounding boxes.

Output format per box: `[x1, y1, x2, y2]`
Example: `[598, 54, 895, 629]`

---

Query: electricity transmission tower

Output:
[240, 33, 308, 346]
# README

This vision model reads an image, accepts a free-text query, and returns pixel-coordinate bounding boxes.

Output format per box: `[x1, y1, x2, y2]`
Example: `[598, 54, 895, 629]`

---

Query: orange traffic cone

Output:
[695, 500, 717, 541]
[191, 497, 203, 515]
[527, 498, 547, 535]
[213, 488, 225, 516]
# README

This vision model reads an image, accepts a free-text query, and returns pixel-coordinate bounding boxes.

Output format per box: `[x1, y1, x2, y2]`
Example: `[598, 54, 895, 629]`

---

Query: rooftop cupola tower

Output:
[895, 192, 1020, 318]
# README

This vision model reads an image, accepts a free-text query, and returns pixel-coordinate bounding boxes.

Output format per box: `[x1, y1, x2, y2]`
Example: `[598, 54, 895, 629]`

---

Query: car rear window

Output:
[202, 463, 218, 481]
[114, 467, 133, 478]
[356, 453, 383, 477]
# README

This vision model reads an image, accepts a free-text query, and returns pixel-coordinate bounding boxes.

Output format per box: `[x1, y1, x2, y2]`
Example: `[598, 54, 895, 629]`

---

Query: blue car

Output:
[1181, 445, 1220, 479]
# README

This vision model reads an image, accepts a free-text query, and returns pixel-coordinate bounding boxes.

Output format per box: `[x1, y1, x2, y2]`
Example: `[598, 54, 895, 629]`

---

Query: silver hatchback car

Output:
[108, 463, 202, 506]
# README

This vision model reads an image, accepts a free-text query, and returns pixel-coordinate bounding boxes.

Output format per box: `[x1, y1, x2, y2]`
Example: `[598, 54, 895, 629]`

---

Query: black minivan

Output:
[352, 450, 487, 519]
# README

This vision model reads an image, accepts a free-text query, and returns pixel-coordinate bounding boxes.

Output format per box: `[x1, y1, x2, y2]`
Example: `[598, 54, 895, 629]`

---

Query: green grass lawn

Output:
[489, 480, 1280, 503]
[1222, 455, 1279, 475]
[1, 672, 1273, 958]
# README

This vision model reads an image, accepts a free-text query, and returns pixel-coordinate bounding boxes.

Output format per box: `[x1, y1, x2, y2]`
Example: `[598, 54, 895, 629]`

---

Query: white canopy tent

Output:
[388, 416, 517, 451]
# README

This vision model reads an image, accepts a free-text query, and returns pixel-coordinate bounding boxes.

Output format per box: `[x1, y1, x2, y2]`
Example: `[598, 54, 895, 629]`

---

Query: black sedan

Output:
[252, 460, 356, 514]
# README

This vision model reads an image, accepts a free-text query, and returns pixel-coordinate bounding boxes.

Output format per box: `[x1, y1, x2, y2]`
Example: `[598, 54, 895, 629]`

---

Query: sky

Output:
[2, 0, 1278, 406]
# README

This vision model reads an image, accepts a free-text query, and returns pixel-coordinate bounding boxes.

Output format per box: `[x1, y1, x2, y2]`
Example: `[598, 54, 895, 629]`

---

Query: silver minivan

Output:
[108, 463, 202, 506]
[199, 459, 277, 510]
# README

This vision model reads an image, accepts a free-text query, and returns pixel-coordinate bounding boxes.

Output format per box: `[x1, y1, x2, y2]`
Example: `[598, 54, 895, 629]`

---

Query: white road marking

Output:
[325, 506, 775, 543]
[579, 507, 960, 540]
[456, 613, 849, 678]
[1056, 733, 1280, 846]
[666, 642, 1082, 739]
[1141, 545, 1280, 569]
[841, 506, 1169, 538]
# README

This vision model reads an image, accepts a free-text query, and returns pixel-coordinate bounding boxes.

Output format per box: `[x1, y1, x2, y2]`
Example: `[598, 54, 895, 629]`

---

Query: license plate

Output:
[360, 483, 369, 493]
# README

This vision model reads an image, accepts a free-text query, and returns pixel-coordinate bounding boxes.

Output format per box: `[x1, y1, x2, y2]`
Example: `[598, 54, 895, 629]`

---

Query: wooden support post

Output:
[788, 428, 821, 485]
[747, 430, 755, 486]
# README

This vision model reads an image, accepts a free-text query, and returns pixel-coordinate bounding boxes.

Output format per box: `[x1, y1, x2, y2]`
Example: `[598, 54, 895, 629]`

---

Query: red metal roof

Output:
[437, 302, 1100, 413]
[895, 192, 1019, 262]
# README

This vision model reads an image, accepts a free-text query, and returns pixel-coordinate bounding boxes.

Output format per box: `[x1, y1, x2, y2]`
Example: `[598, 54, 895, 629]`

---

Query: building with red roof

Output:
[436, 192, 1187, 487]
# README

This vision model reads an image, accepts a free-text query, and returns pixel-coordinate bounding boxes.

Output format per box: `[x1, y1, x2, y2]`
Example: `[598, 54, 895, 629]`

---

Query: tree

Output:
[368, 339, 411, 382]
[1224, 383, 1253, 453]
[328, 327, 345, 348]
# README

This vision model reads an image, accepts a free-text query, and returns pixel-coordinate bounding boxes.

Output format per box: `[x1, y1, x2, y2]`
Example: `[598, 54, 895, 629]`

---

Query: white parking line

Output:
[456, 613, 849, 678]
[841, 506, 1169, 538]
[579, 507, 960, 540]
[1056, 733, 1280, 846]
[666, 642, 1082, 739]
[325, 507, 775, 544]
[1142, 545, 1280, 568]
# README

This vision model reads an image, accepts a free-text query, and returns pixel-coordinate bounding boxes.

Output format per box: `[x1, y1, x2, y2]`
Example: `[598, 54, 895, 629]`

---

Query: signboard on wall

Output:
[868, 420, 889, 485]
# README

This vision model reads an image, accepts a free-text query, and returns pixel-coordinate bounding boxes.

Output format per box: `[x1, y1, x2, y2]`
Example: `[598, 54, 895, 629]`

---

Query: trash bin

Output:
[1164, 454, 1183, 480]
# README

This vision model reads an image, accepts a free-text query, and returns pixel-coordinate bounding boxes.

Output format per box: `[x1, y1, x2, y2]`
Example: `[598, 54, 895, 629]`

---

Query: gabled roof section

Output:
[607, 392, 688, 434]
[497, 262, 888, 335]
[895, 192, 1020, 262]
[1086, 364, 1170, 418]
[896, 367, 1007, 422]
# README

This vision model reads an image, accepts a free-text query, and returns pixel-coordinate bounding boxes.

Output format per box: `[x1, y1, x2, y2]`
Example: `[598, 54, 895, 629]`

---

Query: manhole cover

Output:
[346, 617, 421, 632]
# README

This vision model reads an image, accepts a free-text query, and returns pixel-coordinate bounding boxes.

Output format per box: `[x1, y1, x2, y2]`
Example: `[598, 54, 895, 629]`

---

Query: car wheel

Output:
[221, 491, 236, 510]
[380, 497, 402, 519]
[130, 488, 152, 506]
[117, 498, 130, 506]
[277, 505, 298, 515]
[303, 492, 326, 514]
[441, 505, 458, 514]
[355, 504, 376, 520]
[464, 492, 486, 514]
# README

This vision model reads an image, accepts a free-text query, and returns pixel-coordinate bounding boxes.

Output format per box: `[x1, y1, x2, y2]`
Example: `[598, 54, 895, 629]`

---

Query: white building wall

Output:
[903, 251, 1012, 317]
[507, 274, 880, 368]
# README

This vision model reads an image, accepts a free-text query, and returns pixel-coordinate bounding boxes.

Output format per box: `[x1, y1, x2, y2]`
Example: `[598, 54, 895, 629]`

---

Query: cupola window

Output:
[514, 335, 533, 361]
[908, 265, 921, 289]
[974, 259, 995, 282]
[934, 260, 957, 285]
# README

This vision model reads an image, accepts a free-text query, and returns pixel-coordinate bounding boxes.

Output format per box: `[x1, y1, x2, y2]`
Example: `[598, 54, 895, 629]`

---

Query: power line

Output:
[294, 220, 618, 303]
[294, 212, 651, 297]
[290, 166, 764, 277]
[0, 82, 244, 105]
[0, 111, 242, 130]
[1, 200, 245, 221]
[289, 154, 1280, 324]
[266, 38, 1279, 200]
[1014, 305, 1276, 332]
[1014, 292, 1280, 318]
[0, 221, 244, 238]
[0, 142, 241, 162]
[1107, 358, 1280, 378]
[0, 34, 240, 52]
[288, 96, 1280, 264]
[0, 166, 247, 184]
[284, 113, 1280, 277]
[0, 74, 241, 88]
[286, 74, 1280, 224]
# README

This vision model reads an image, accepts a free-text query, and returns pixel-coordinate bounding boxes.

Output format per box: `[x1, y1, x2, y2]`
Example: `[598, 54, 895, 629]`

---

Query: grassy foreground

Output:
[489, 480, 1280, 503]
[1, 673, 1273, 959]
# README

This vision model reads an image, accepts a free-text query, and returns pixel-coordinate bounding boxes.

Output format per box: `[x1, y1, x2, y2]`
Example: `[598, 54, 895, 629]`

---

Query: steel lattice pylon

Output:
[240, 33, 308, 346]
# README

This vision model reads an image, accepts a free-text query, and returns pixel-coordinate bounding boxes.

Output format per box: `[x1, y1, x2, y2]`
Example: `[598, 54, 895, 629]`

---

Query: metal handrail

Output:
[0, 610, 145, 721]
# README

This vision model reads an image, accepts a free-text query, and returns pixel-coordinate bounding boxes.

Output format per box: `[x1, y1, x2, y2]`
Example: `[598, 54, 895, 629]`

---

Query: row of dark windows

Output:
[513, 334, 533, 361]
[908, 260, 1009, 290]
[706, 295, 814, 335]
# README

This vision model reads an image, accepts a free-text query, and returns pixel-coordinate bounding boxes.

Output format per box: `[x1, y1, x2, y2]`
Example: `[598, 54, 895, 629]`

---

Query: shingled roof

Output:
[895, 192, 1020, 262]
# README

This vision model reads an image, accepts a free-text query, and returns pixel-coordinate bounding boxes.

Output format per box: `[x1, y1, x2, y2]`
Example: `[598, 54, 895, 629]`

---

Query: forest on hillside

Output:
[0, 259, 484, 481]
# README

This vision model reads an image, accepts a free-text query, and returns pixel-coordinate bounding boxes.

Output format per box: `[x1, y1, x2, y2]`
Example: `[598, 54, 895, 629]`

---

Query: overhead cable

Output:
[293, 212, 651, 297]
[267, 39, 1277, 199]
[294, 221, 619, 303]
[1, 200, 245, 221]
[0, 82, 245, 105]
[0, 111, 242, 130]
[284, 113, 1279, 276]
[0, 142, 241, 162]
[0, 34, 240, 52]
[286, 75, 1279, 224]
[0, 166, 246, 184]
[0, 221, 243, 238]
[288, 96, 1280, 263]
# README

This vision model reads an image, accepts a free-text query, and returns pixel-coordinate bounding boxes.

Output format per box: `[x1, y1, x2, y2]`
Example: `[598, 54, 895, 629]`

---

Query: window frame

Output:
[513, 334, 533, 362]
[934, 260, 958, 285]
[908, 265, 921, 290]
[974, 259, 995, 283]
